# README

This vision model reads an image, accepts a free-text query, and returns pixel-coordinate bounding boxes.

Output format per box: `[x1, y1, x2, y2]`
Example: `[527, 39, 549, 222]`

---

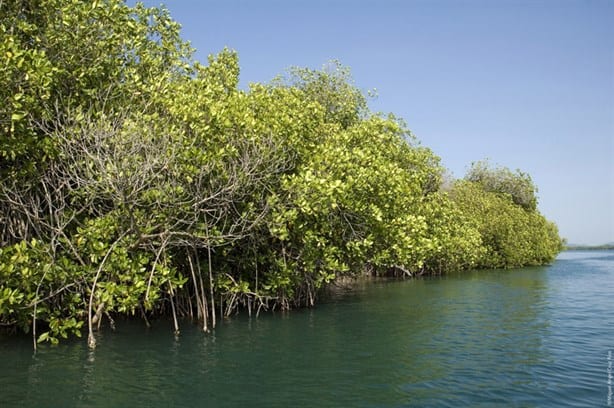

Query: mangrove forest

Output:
[0, 0, 564, 348]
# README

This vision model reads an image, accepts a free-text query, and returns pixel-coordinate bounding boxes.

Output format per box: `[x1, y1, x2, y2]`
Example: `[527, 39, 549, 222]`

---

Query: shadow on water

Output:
[0, 251, 612, 407]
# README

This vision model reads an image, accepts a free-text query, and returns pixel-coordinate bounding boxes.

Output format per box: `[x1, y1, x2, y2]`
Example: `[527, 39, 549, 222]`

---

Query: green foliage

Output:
[465, 160, 538, 211]
[0, 0, 191, 178]
[419, 192, 484, 273]
[273, 60, 368, 128]
[451, 180, 563, 268]
[455, 160, 562, 269]
[0, 0, 564, 345]
[0, 238, 85, 344]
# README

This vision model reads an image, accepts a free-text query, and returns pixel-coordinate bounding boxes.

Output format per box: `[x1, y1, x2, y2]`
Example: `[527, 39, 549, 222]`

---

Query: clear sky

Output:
[131, 0, 613, 245]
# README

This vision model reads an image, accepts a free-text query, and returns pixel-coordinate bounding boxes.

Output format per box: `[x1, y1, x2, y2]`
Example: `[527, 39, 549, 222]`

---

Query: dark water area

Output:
[1, 251, 613, 407]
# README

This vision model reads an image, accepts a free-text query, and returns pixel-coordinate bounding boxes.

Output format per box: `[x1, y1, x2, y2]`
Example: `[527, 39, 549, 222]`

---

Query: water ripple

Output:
[1, 251, 612, 407]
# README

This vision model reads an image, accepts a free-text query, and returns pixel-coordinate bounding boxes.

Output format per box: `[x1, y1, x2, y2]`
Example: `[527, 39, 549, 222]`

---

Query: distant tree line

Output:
[0, 0, 564, 348]
[565, 244, 614, 250]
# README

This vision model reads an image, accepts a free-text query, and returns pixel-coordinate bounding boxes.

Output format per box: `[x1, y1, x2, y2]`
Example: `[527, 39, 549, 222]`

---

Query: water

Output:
[1, 251, 613, 407]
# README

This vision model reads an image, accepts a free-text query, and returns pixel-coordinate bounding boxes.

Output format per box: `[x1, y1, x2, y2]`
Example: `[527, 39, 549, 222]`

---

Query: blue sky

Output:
[132, 0, 613, 245]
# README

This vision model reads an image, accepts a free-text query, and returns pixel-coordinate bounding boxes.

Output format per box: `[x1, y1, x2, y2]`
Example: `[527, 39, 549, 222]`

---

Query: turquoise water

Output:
[1, 251, 612, 407]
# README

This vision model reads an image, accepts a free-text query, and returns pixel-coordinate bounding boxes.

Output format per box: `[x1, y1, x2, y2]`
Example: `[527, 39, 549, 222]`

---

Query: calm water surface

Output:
[1, 251, 613, 407]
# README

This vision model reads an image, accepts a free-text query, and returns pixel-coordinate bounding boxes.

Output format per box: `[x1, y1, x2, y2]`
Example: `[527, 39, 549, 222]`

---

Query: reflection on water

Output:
[1, 251, 612, 407]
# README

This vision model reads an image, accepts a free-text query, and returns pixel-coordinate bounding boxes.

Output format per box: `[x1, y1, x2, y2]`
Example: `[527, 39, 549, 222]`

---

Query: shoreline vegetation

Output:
[565, 245, 614, 251]
[0, 1, 563, 349]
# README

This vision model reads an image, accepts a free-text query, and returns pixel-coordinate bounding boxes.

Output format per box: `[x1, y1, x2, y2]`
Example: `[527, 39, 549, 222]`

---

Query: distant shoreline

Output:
[565, 245, 614, 251]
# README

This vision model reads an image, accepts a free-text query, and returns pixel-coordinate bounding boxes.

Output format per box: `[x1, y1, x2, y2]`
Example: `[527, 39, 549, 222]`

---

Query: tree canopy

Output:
[465, 160, 538, 211]
[0, 0, 564, 347]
